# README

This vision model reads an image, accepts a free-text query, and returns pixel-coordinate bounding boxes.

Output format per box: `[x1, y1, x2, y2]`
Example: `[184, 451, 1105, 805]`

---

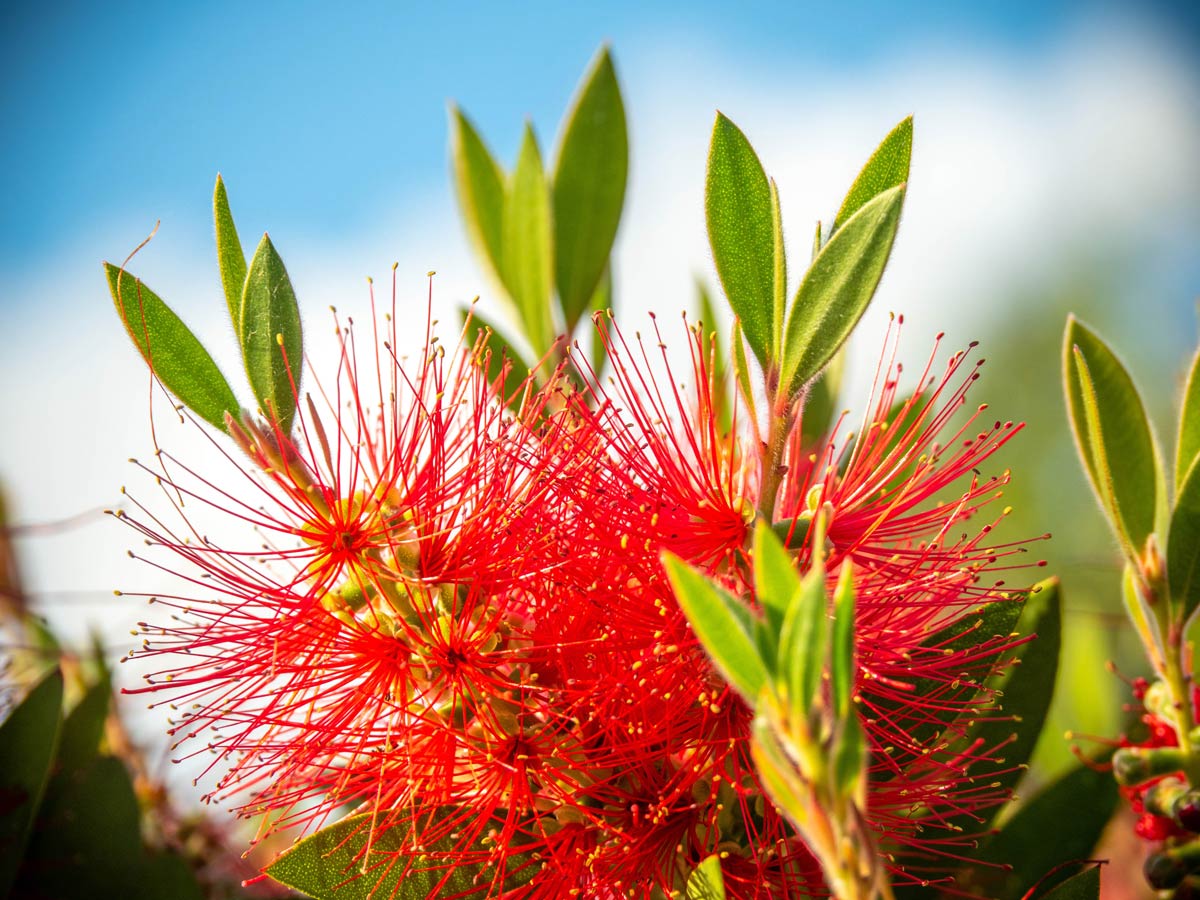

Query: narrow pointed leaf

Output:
[57, 672, 111, 771]
[753, 521, 800, 635]
[829, 564, 856, 719]
[0, 668, 63, 896]
[213, 174, 247, 329]
[266, 810, 534, 900]
[769, 177, 786, 351]
[1178, 348, 1200, 490]
[665, 553, 769, 701]
[503, 125, 555, 351]
[460, 305, 533, 393]
[778, 563, 827, 721]
[1168, 455, 1200, 622]
[731, 319, 759, 429]
[241, 234, 303, 433]
[800, 348, 845, 449]
[706, 114, 775, 367]
[697, 278, 731, 432]
[780, 185, 905, 398]
[1063, 316, 1164, 563]
[105, 263, 239, 431]
[552, 45, 627, 330]
[1036, 866, 1101, 900]
[831, 709, 866, 805]
[450, 106, 507, 280]
[750, 712, 811, 830]
[687, 855, 728, 900]
[833, 116, 913, 231]
[963, 756, 1117, 900]
[588, 265, 612, 377]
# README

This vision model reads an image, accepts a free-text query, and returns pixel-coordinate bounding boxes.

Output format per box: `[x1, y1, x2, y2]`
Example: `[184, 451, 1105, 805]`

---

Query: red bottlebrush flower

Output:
[554, 312, 1046, 889]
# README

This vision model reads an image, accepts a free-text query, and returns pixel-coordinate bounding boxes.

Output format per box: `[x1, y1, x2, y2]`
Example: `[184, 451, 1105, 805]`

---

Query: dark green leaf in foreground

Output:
[1063, 316, 1164, 565]
[832, 116, 913, 232]
[0, 668, 62, 897]
[213, 173, 248, 329]
[450, 106, 507, 281]
[779, 184, 905, 399]
[241, 234, 303, 433]
[1036, 865, 1101, 900]
[57, 671, 111, 771]
[963, 756, 1117, 900]
[687, 854, 728, 900]
[1169, 455, 1200, 623]
[105, 263, 239, 431]
[706, 113, 776, 368]
[552, 45, 628, 331]
[266, 810, 534, 900]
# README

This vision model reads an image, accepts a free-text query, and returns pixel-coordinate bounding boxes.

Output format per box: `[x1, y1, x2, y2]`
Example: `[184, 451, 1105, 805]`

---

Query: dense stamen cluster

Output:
[119, 285, 1042, 897]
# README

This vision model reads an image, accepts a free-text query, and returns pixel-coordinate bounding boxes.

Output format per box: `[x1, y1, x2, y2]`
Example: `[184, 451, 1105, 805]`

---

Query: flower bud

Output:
[1114, 746, 1187, 787]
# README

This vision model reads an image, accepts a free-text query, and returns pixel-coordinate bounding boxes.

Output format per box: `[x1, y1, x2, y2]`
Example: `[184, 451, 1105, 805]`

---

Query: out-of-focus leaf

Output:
[213, 174, 247, 329]
[1169, 456, 1200, 623]
[104, 263, 239, 432]
[588, 264, 613, 378]
[799, 348, 844, 449]
[697, 278, 731, 433]
[0, 669, 62, 896]
[552, 45, 627, 331]
[962, 755, 1117, 900]
[266, 810, 534, 900]
[779, 185, 905, 399]
[753, 522, 800, 635]
[832, 116, 913, 232]
[1063, 316, 1164, 565]
[665, 553, 769, 702]
[241, 234, 303, 433]
[706, 113, 775, 368]
[1178, 348, 1200, 490]
[450, 106, 507, 281]
[503, 124, 555, 352]
[1036, 866, 1101, 900]
[460, 305, 533, 394]
[778, 562, 827, 724]
[687, 854, 728, 900]
[829, 564, 855, 720]
[57, 672, 111, 772]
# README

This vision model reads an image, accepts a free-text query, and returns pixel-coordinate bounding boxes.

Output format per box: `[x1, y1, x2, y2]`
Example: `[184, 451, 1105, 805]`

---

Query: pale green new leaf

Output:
[213, 174, 247, 329]
[686, 855, 727, 900]
[1063, 316, 1164, 566]
[833, 116, 913, 232]
[664, 553, 769, 702]
[552, 45, 627, 331]
[450, 106, 507, 281]
[753, 522, 800, 635]
[105, 263, 239, 432]
[503, 124, 555, 351]
[779, 185, 905, 399]
[778, 562, 827, 723]
[241, 234, 303, 433]
[829, 563, 856, 719]
[706, 113, 775, 368]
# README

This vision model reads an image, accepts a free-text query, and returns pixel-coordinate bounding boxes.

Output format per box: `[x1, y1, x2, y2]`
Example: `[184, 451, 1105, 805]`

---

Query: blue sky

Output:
[3, 0, 1193, 273]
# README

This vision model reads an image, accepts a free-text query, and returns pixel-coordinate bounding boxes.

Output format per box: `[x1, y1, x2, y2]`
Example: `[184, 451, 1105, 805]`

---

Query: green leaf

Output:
[956, 578, 1063, 831]
[833, 116, 913, 232]
[963, 756, 1117, 900]
[503, 124, 555, 352]
[779, 184, 905, 398]
[0, 668, 62, 897]
[1168, 455, 1200, 623]
[687, 854, 728, 900]
[1178, 347, 1200, 490]
[697, 278, 731, 433]
[450, 106, 507, 281]
[588, 265, 613, 378]
[1036, 866, 1101, 900]
[552, 45, 628, 331]
[105, 263, 240, 432]
[460, 305, 533, 393]
[266, 810, 534, 900]
[731, 320, 759, 430]
[665, 553, 770, 702]
[799, 348, 845, 449]
[241, 234, 303, 433]
[1063, 316, 1164, 565]
[829, 564, 856, 720]
[778, 563, 828, 724]
[706, 113, 775, 368]
[57, 672, 111, 772]
[213, 173, 247, 330]
[16, 755, 202, 900]
[769, 177, 787, 347]
[753, 521, 800, 635]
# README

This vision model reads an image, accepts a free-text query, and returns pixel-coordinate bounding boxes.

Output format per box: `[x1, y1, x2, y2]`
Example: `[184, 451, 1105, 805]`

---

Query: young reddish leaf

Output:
[779, 185, 905, 399]
[0, 669, 62, 897]
[664, 553, 770, 702]
[449, 106, 507, 282]
[502, 124, 555, 352]
[832, 116, 913, 232]
[1063, 316, 1165, 565]
[552, 45, 627, 332]
[104, 263, 239, 432]
[241, 234, 303, 433]
[213, 174, 247, 330]
[706, 113, 775, 368]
